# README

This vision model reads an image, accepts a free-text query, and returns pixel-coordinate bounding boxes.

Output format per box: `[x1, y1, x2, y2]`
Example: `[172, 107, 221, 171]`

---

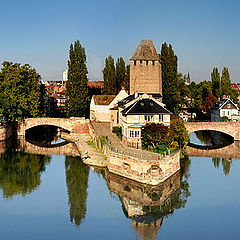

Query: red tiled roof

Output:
[93, 95, 116, 105]
[88, 81, 104, 88]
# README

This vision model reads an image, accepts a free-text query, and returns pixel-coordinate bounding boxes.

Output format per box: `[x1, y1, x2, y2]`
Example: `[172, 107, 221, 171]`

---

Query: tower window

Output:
[146, 60, 148, 66]
[152, 61, 155, 66]
[140, 60, 142, 66]
[134, 60, 136, 65]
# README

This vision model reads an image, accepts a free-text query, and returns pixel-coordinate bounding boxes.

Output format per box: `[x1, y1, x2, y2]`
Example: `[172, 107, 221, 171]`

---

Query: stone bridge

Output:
[184, 122, 240, 140]
[18, 117, 90, 136]
[186, 141, 240, 159]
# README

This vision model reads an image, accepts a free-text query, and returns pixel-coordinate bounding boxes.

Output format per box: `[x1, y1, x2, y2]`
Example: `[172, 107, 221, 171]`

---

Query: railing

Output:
[105, 138, 176, 161]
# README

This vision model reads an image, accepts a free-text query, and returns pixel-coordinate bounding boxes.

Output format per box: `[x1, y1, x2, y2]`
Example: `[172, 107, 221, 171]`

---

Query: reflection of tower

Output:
[132, 219, 163, 240]
[105, 170, 183, 240]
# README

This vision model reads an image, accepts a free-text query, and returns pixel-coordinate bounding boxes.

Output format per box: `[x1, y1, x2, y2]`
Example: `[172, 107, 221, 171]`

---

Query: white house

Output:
[211, 98, 239, 122]
[90, 89, 128, 122]
[117, 93, 171, 148]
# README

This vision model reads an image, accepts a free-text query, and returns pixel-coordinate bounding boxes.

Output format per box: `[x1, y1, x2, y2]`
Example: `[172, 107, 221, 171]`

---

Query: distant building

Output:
[211, 98, 239, 122]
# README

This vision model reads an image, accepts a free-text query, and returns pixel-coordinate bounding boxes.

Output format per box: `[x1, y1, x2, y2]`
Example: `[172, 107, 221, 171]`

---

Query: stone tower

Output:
[130, 40, 162, 95]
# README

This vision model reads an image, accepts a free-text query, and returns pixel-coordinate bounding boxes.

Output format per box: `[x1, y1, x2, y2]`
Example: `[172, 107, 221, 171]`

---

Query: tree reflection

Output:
[0, 150, 50, 199]
[65, 156, 89, 226]
[212, 157, 232, 175]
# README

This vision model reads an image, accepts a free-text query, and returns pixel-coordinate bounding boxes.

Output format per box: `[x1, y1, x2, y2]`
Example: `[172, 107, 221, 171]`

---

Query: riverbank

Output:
[62, 121, 180, 185]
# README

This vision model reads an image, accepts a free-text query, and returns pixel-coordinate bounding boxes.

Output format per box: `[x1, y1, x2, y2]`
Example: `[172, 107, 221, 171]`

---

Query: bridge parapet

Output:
[18, 117, 90, 136]
[184, 122, 240, 141]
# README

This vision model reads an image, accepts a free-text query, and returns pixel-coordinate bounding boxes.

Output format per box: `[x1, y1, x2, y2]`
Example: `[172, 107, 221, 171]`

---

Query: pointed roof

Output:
[121, 98, 171, 116]
[130, 40, 159, 61]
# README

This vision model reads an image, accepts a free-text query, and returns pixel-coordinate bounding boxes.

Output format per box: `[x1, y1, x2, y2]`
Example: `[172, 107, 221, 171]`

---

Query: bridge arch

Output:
[18, 117, 90, 136]
[184, 122, 240, 141]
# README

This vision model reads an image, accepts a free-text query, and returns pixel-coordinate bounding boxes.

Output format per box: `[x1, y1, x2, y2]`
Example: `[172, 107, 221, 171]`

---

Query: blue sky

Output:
[0, 0, 239, 82]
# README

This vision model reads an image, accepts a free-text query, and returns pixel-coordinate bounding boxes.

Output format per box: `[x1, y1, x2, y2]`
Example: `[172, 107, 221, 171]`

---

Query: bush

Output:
[112, 126, 122, 140]
[220, 116, 228, 122]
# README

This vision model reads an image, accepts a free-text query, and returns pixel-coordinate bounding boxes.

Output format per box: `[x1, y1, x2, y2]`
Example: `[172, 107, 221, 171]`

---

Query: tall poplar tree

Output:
[124, 64, 130, 92]
[160, 43, 180, 114]
[66, 40, 89, 117]
[221, 67, 231, 97]
[115, 57, 125, 93]
[211, 67, 221, 99]
[102, 55, 116, 94]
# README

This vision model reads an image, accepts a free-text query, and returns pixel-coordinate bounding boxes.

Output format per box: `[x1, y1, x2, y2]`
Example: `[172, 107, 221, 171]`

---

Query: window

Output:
[135, 130, 140, 138]
[152, 61, 155, 66]
[222, 111, 225, 116]
[140, 60, 142, 66]
[145, 115, 153, 122]
[134, 60, 136, 65]
[159, 114, 163, 122]
[227, 104, 231, 108]
[129, 130, 134, 138]
[146, 60, 148, 66]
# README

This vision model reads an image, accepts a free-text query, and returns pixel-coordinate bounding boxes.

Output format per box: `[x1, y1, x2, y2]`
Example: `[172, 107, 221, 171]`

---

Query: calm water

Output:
[0, 132, 239, 240]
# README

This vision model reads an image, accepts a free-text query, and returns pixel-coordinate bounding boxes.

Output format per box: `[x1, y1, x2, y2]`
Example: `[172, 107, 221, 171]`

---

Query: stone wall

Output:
[106, 149, 180, 185]
[0, 124, 12, 141]
[130, 60, 162, 94]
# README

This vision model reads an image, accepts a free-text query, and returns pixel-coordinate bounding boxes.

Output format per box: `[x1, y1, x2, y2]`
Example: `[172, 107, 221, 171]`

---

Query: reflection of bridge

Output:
[186, 141, 240, 159]
[18, 117, 90, 136]
[17, 137, 80, 156]
[184, 122, 240, 140]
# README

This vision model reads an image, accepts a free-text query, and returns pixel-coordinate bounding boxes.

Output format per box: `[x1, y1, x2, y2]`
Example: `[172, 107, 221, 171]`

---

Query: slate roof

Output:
[117, 94, 135, 107]
[93, 95, 116, 105]
[121, 99, 171, 115]
[130, 40, 159, 61]
[211, 98, 238, 110]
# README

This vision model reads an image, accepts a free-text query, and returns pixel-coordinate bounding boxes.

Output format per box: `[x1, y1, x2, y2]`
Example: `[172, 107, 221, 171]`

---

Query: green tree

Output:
[65, 156, 89, 226]
[0, 62, 47, 122]
[66, 40, 89, 117]
[102, 55, 116, 94]
[124, 64, 130, 92]
[115, 57, 125, 93]
[160, 43, 182, 114]
[169, 118, 189, 148]
[220, 67, 239, 101]
[178, 73, 191, 107]
[211, 67, 221, 98]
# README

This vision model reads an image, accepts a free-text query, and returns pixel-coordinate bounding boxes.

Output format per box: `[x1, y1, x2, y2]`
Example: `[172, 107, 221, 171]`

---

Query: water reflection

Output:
[0, 147, 50, 199]
[105, 155, 191, 240]
[212, 157, 232, 175]
[189, 130, 233, 148]
[65, 156, 90, 226]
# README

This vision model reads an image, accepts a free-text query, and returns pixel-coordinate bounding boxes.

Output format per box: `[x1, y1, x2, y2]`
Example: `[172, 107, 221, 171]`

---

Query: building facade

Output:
[211, 98, 239, 122]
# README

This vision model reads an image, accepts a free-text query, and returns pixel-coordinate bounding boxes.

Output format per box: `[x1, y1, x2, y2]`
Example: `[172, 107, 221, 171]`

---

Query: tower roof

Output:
[130, 40, 159, 61]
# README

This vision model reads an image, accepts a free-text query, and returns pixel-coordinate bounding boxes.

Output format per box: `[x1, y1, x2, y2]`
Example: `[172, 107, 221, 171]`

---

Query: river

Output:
[0, 129, 239, 240]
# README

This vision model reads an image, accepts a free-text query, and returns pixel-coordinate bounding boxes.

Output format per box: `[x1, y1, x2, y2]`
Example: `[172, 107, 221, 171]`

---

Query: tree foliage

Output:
[0, 62, 47, 122]
[103, 56, 130, 94]
[211, 67, 221, 99]
[141, 119, 189, 153]
[66, 40, 89, 117]
[102, 55, 116, 94]
[160, 43, 189, 114]
[115, 57, 126, 93]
